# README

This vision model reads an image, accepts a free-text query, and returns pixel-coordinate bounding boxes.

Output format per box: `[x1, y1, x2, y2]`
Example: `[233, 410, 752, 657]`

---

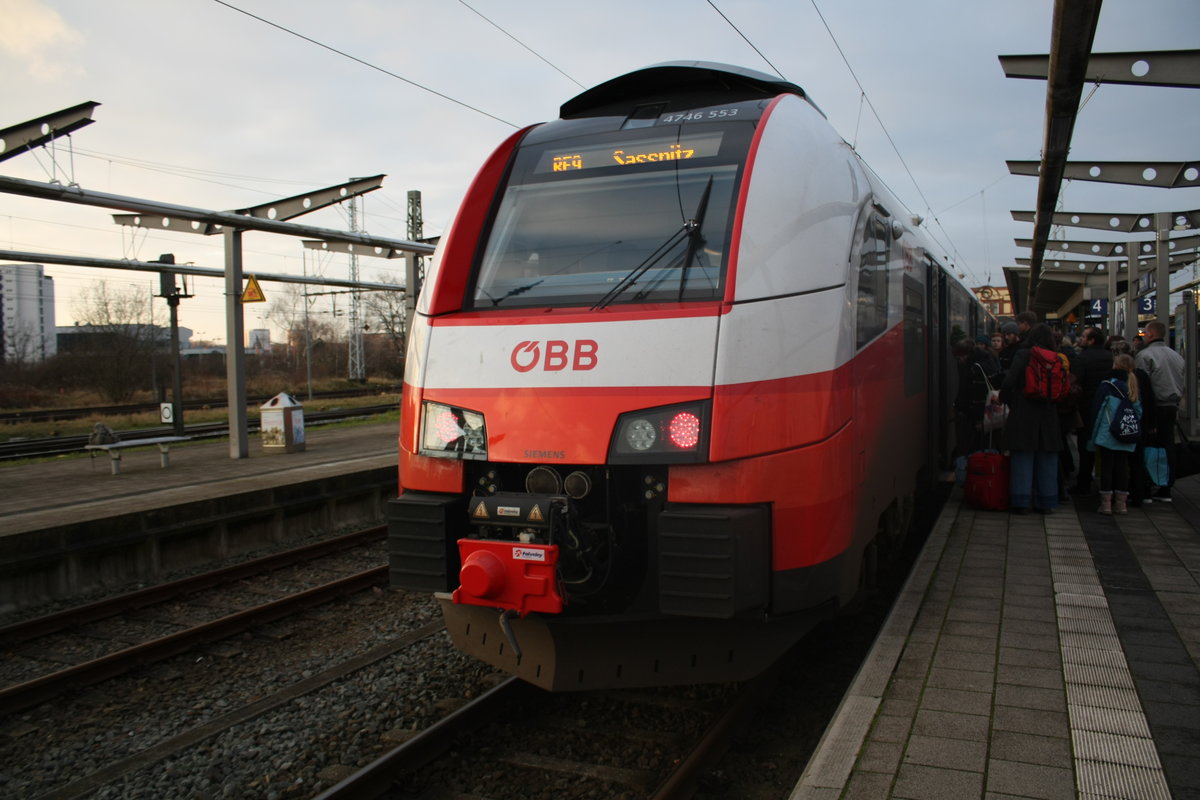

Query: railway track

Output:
[0, 403, 396, 462]
[311, 490, 950, 799]
[316, 663, 781, 799]
[0, 387, 400, 425]
[2, 583, 458, 800]
[0, 526, 389, 714]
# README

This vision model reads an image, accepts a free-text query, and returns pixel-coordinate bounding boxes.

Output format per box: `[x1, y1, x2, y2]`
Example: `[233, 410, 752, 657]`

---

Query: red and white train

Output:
[389, 62, 989, 690]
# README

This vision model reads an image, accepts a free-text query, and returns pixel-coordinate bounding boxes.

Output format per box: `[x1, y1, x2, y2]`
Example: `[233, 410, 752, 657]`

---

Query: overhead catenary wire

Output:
[456, 0, 585, 89]
[702, 0, 983, 285]
[69, 147, 318, 188]
[804, 0, 979, 284]
[209, 0, 520, 129]
[705, 1, 788, 80]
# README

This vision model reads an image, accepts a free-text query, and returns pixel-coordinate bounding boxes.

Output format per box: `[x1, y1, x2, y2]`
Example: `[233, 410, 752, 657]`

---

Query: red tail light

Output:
[669, 412, 701, 448]
[608, 401, 710, 464]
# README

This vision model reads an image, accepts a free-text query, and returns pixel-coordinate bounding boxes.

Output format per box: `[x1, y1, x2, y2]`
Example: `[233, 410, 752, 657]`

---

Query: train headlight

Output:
[608, 401, 709, 464]
[626, 419, 657, 451]
[419, 401, 488, 460]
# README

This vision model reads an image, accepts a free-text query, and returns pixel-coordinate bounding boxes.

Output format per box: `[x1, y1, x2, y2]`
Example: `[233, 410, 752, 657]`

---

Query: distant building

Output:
[181, 346, 225, 359]
[249, 328, 271, 353]
[973, 285, 1012, 319]
[0, 263, 57, 364]
[57, 324, 193, 352]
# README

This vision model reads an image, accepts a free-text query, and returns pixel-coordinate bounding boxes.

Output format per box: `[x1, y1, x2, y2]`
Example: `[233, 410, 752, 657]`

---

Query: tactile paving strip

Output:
[1047, 518, 1172, 799]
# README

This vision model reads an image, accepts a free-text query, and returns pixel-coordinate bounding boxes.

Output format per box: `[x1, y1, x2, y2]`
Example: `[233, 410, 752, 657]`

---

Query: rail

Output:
[0, 403, 396, 462]
[0, 527, 387, 713]
[0, 565, 388, 714]
[0, 386, 400, 425]
[0, 526, 385, 646]
[315, 663, 782, 799]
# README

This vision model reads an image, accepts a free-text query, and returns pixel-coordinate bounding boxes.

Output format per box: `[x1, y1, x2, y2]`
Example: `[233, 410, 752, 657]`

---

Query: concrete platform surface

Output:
[792, 477, 1200, 800]
[0, 421, 398, 537]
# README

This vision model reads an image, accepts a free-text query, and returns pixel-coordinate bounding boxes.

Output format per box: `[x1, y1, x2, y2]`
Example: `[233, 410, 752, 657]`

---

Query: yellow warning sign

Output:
[241, 274, 266, 303]
[528, 505, 544, 522]
[472, 501, 489, 519]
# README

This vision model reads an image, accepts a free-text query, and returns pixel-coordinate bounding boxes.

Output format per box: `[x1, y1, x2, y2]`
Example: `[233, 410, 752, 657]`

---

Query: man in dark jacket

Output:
[1070, 326, 1113, 493]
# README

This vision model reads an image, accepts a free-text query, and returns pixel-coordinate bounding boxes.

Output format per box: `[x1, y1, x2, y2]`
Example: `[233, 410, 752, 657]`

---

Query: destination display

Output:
[537, 132, 724, 174]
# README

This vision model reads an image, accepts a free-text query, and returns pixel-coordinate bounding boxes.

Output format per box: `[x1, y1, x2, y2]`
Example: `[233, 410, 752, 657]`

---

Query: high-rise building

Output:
[0, 264, 57, 363]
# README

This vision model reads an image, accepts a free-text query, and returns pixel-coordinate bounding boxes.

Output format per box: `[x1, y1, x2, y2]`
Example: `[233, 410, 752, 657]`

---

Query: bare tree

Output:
[71, 281, 160, 401]
[2, 323, 43, 369]
[361, 276, 407, 363]
[265, 283, 309, 368]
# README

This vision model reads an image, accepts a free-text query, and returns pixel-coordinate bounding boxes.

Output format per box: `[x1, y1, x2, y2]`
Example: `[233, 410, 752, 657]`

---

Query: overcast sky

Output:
[2, 0, 1197, 344]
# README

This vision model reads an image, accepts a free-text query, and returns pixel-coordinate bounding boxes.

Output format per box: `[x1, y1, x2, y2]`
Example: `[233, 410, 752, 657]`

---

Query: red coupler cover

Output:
[452, 539, 562, 616]
[964, 450, 1009, 511]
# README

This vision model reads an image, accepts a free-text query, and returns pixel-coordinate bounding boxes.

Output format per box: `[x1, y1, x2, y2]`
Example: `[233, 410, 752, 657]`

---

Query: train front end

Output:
[390, 64, 858, 690]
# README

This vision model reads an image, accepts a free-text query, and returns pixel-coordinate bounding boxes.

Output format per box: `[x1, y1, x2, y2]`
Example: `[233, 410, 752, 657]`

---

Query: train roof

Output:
[560, 61, 819, 119]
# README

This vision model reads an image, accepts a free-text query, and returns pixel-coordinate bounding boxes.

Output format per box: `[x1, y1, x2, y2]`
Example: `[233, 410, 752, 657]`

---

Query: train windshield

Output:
[471, 124, 753, 309]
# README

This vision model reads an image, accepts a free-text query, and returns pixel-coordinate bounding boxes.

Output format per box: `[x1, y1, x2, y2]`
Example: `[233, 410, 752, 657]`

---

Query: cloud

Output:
[0, 0, 85, 81]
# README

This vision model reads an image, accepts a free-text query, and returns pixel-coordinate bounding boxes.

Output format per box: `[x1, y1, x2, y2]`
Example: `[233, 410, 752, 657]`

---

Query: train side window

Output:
[856, 215, 890, 350]
[903, 273, 925, 396]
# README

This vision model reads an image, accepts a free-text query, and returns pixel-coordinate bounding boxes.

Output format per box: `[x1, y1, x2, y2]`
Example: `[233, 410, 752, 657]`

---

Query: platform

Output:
[0, 422, 397, 536]
[0, 421, 399, 614]
[792, 479, 1200, 800]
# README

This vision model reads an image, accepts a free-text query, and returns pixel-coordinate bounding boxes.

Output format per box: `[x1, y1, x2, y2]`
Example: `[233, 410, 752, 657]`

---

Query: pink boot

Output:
[1099, 492, 1112, 515]
[1113, 492, 1128, 515]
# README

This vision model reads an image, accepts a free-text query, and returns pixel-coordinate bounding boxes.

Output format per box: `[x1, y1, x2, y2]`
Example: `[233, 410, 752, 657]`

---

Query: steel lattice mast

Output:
[347, 194, 365, 381]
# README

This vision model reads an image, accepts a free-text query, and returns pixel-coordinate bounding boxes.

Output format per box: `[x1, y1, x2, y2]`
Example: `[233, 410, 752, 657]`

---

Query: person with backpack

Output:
[1000, 323, 1063, 513]
[1087, 353, 1143, 514]
[1110, 340, 1157, 507]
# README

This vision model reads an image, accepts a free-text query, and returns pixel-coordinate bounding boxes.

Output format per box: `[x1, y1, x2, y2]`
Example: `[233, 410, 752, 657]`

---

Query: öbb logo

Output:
[510, 340, 598, 372]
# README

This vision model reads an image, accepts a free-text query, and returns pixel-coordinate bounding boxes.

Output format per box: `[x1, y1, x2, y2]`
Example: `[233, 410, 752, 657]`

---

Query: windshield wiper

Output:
[590, 228, 688, 310]
[591, 177, 715, 311]
[677, 176, 713, 301]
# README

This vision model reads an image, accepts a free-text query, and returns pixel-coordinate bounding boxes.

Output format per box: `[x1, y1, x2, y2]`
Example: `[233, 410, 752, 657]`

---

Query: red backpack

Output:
[1023, 346, 1070, 402]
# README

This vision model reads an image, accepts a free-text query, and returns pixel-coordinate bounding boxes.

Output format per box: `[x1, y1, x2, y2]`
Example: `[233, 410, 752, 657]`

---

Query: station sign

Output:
[1086, 296, 1156, 318]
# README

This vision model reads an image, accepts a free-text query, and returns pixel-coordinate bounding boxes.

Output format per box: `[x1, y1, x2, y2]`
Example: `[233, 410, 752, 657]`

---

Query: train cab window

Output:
[470, 121, 755, 310]
[855, 214, 890, 349]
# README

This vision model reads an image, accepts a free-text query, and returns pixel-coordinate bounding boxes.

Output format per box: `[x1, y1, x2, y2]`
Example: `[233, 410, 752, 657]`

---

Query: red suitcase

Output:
[964, 450, 1009, 510]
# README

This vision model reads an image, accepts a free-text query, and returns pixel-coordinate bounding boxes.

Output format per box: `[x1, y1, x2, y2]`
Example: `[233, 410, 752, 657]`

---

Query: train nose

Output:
[459, 550, 507, 598]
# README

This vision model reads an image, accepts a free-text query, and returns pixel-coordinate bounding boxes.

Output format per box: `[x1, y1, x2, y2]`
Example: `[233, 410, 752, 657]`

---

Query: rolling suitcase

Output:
[964, 450, 1009, 510]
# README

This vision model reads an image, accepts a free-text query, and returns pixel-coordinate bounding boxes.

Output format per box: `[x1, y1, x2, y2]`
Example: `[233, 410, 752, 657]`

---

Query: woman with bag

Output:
[1110, 340, 1158, 507]
[1087, 353, 1143, 514]
[1000, 324, 1061, 513]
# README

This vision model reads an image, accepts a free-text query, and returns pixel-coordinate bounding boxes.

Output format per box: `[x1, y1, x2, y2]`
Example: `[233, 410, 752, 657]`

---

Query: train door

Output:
[926, 260, 952, 475]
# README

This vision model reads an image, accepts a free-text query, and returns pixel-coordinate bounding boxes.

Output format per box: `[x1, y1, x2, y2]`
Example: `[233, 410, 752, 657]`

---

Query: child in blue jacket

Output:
[1087, 354, 1143, 514]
